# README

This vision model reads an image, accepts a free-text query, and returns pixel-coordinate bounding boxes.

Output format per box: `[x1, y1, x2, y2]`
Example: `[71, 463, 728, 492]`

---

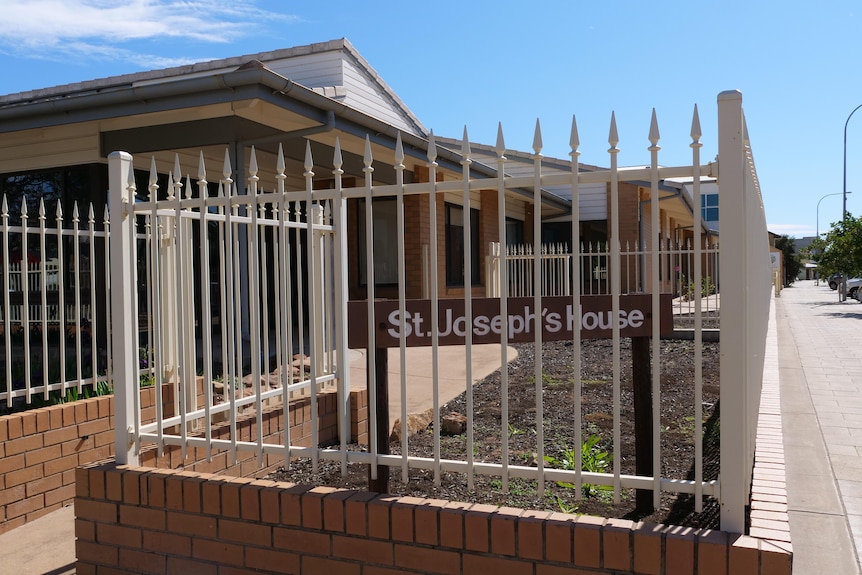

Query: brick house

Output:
[437, 138, 713, 295]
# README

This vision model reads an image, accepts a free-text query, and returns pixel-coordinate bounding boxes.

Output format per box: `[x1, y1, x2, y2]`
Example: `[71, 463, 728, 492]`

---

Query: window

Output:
[506, 218, 524, 246]
[701, 194, 719, 222]
[0, 164, 105, 228]
[445, 203, 480, 286]
[357, 198, 399, 286]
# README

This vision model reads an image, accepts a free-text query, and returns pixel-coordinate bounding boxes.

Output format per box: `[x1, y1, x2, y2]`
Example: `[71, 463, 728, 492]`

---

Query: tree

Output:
[811, 214, 862, 279]
[774, 235, 802, 286]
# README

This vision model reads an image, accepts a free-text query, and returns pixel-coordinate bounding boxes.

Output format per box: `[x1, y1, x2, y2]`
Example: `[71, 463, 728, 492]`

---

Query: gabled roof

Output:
[0, 38, 426, 138]
[0, 39, 571, 213]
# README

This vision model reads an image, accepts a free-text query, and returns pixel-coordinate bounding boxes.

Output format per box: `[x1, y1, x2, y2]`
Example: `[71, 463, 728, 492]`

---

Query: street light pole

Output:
[840, 105, 862, 299]
[815, 191, 851, 286]
[843, 104, 862, 220]
[817, 191, 849, 239]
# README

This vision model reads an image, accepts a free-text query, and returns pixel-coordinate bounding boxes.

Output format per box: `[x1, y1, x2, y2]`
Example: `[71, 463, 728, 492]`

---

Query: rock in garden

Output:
[390, 408, 434, 442]
[441, 412, 467, 435]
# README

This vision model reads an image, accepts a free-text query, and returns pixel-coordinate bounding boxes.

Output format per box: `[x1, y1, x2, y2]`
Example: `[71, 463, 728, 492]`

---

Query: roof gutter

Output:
[0, 64, 570, 211]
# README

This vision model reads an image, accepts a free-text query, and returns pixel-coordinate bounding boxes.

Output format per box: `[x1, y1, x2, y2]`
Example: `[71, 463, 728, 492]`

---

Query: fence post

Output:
[311, 204, 326, 378]
[717, 90, 747, 532]
[109, 151, 139, 465]
[486, 242, 501, 297]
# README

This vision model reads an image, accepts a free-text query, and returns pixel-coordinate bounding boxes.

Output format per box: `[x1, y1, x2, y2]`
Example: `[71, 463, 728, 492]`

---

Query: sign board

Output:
[348, 294, 673, 348]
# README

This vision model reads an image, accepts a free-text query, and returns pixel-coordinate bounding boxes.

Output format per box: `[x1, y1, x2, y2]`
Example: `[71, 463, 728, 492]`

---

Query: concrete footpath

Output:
[776, 280, 862, 574]
[0, 504, 76, 574]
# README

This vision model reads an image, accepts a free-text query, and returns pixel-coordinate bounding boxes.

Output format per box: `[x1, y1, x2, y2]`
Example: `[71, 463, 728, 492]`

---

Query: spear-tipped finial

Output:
[222, 148, 232, 181]
[532, 119, 543, 155]
[395, 131, 404, 168]
[333, 137, 343, 171]
[649, 108, 660, 146]
[198, 151, 207, 183]
[363, 135, 373, 172]
[570, 115, 580, 153]
[427, 130, 438, 164]
[608, 112, 619, 149]
[304, 141, 314, 176]
[249, 146, 259, 178]
[691, 104, 702, 142]
[149, 157, 158, 187]
[276, 143, 286, 176]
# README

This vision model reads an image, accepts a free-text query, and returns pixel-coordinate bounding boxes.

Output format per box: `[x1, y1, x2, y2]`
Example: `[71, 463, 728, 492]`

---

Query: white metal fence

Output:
[0, 197, 107, 408]
[486, 239, 721, 323]
[102, 90, 768, 533]
[110, 149, 341, 467]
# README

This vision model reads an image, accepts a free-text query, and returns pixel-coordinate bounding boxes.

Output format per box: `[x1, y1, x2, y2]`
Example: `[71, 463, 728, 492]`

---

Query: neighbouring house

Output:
[794, 236, 818, 280]
[437, 137, 719, 295]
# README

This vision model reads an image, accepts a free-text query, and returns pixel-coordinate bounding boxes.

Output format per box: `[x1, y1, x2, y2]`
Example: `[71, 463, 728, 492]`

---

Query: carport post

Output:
[109, 151, 139, 466]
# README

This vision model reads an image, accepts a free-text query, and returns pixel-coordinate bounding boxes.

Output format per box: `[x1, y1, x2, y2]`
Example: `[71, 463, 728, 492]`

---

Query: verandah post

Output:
[717, 90, 747, 532]
[109, 151, 139, 465]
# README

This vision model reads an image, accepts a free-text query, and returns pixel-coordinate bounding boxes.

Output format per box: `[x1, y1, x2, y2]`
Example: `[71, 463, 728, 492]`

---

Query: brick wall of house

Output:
[479, 189, 500, 288]
[0, 385, 368, 535]
[74, 461, 792, 575]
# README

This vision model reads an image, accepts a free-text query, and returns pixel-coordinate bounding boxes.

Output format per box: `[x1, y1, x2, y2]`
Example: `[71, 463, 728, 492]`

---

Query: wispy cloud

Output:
[0, 0, 297, 68]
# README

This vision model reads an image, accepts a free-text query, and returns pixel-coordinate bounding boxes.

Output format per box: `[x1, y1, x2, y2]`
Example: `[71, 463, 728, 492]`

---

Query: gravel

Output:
[267, 337, 721, 529]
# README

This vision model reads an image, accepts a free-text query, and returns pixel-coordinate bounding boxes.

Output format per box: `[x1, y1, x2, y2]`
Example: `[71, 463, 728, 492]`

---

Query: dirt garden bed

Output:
[268, 337, 721, 529]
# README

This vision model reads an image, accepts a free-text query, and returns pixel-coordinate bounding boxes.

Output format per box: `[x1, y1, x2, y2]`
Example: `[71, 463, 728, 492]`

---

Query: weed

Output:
[550, 494, 579, 514]
[527, 370, 572, 388]
[544, 434, 613, 498]
[508, 423, 524, 437]
[581, 378, 606, 387]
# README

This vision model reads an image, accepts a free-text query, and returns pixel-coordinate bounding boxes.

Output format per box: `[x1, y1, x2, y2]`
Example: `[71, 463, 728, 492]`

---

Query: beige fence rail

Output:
[103, 90, 767, 533]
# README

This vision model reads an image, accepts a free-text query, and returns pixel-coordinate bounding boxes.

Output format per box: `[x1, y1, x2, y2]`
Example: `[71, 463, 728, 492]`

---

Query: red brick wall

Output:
[0, 386, 368, 535]
[75, 462, 792, 575]
[0, 398, 113, 535]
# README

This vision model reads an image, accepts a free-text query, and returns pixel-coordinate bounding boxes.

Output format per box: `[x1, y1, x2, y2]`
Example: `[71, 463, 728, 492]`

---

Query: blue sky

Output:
[1, 0, 861, 238]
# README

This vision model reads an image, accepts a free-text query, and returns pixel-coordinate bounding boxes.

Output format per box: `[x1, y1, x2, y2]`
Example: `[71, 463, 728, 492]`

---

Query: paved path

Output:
[776, 280, 862, 573]
[0, 504, 75, 575]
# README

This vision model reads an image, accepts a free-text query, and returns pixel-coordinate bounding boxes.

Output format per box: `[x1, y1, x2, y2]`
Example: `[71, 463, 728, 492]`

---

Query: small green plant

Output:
[550, 494, 579, 514]
[51, 379, 113, 405]
[581, 378, 606, 387]
[527, 370, 571, 388]
[508, 423, 524, 437]
[544, 434, 613, 498]
[683, 275, 716, 301]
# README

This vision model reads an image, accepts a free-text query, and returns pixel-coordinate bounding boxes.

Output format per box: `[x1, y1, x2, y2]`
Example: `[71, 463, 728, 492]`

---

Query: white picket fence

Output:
[486, 239, 721, 311]
[107, 90, 770, 532]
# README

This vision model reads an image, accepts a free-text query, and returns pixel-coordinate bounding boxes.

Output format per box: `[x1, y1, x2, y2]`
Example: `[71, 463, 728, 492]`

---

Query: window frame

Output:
[445, 202, 480, 287]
